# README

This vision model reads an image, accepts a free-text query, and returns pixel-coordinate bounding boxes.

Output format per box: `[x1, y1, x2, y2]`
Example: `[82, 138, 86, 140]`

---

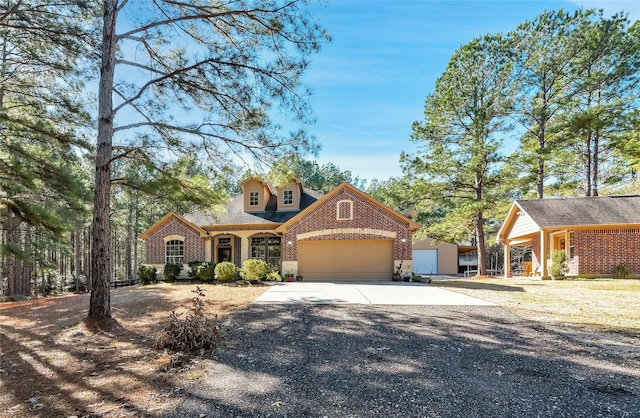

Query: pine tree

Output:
[405, 34, 516, 276]
[89, 0, 328, 319]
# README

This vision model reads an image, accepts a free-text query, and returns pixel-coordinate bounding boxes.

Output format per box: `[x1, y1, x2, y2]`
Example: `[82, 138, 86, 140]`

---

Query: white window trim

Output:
[282, 189, 294, 206]
[165, 238, 185, 265]
[249, 191, 259, 206]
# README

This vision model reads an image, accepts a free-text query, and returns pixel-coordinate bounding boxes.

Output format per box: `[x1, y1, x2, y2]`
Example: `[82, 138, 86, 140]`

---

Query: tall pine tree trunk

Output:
[585, 134, 592, 196]
[537, 125, 545, 199]
[89, 0, 117, 319]
[126, 204, 133, 279]
[6, 212, 29, 298]
[592, 131, 599, 197]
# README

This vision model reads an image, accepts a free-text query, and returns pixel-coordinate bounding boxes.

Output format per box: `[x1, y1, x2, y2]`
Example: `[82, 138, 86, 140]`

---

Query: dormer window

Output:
[249, 191, 259, 207]
[283, 190, 293, 205]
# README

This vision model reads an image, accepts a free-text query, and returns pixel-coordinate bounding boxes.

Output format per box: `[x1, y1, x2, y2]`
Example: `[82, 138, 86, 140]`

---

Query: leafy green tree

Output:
[271, 155, 365, 193]
[404, 34, 516, 276]
[366, 177, 415, 213]
[89, 0, 328, 319]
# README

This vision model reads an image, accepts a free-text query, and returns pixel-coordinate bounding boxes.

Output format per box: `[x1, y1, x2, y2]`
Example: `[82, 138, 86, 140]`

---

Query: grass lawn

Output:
[432, 278, 640, 337]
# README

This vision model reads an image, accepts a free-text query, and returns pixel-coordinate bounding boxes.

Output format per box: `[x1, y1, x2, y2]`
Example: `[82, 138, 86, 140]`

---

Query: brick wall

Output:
[144, 217, 205, 264]
[531, 234, 541, 271]
[576, 228, 640, 276]
[282, 188, 412, 261]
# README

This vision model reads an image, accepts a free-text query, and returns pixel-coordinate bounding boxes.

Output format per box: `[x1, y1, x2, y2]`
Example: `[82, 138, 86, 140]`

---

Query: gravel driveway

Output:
[165, 305, 639, 418]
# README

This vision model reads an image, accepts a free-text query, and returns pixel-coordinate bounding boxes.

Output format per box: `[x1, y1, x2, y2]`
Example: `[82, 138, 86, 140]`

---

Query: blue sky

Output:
[298, 1, 640, 184]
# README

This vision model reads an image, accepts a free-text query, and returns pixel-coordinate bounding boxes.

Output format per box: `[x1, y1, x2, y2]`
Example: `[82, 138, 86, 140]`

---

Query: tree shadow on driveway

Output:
[166, 304, 639, 417]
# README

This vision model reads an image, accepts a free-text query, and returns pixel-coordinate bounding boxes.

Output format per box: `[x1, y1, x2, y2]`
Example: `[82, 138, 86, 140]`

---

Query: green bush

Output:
[197, 262, 216, 282]
[240, 259, 269, 282]
[549, 250, 567, 277]
[214, 261, 237, 282]
[138, 265, 158, 285]
[164, 264, 181, 282]
[266, 270, 282, 281]
[616, 263, 631, 279]
[187, 261, 203, 279]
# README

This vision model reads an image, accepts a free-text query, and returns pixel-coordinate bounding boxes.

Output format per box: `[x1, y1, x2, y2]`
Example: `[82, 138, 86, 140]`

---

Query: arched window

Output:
[166, 239, 184, 265]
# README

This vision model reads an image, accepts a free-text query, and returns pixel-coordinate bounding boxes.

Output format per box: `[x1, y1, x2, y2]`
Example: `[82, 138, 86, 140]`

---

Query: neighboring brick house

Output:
[496, 196, 640, 278]
[140, 177, 419, 280]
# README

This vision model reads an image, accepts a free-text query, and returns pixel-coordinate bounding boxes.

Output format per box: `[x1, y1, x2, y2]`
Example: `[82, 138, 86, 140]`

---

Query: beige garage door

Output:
[298, 239, 393, 281]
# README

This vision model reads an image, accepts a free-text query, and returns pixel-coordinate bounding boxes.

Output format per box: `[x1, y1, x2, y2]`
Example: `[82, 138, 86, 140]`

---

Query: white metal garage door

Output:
[412, 249, 438, 274]
[298, 239, 393, 281]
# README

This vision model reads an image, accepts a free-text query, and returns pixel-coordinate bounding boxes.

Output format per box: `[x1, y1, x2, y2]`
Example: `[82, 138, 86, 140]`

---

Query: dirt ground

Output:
[0, 282, 268, 418]
[1, 279, 639, 417]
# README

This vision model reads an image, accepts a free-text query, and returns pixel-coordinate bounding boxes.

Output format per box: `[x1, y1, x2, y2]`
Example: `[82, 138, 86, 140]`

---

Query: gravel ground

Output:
[164, 305, 640, 418]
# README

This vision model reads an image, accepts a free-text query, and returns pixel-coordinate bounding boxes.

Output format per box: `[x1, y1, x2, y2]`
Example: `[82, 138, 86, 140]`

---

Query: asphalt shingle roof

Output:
[184, 188, 324, 227]
[517, 195, 640, 227]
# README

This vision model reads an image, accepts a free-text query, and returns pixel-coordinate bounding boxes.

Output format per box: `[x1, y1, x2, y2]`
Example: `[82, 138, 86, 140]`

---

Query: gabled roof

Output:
[275, 182, 420, 233]
[184, 187, 324, 227]
[139, 212, 208, 240]
[497, 195, 640, 243]
[517, 196, 640, 227]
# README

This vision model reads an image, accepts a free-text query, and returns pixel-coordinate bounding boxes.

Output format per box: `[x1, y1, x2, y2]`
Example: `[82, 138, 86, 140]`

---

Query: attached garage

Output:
[412, 249, 438, 274]
[298, 239, 393, 281]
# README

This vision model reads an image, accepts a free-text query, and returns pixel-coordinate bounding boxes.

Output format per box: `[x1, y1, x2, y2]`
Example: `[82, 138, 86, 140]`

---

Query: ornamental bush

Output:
[266, 270, 282, 281]
[138, 265, 158, 285]
[214, 261, 237, 282]
[164, 264, 181, 282]
[197, 262, 216, 282]
[240, 259, 269, 282]
[187, 261, 203, 279]
[549, 251, 567, 277]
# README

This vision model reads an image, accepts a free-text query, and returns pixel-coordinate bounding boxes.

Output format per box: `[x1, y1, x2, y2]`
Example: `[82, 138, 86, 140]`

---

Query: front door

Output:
[218, 247, 232, 263]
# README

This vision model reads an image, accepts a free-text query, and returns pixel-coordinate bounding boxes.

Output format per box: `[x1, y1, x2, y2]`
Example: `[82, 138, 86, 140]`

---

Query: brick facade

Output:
[576, 228, 640, 276]
[145, 217, 205, 264]
[282, 188, 412, 261]
[531, 234, 541, 271]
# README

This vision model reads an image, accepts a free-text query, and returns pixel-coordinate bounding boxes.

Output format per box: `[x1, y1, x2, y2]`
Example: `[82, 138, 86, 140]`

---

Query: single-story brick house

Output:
[496, 196, 640, 278]
[140, 177, 420, 280]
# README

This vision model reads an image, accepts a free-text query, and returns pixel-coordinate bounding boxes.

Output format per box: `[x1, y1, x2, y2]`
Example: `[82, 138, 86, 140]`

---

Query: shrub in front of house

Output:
[549, 251, 567, 278]
[164, 264, 181, 282]
[155, 286, 220, 352]
[187, 261, 202, 279]
[138, 265, 158, 285]
[240, 259, 269, 282]
[616, 263, 631, 279]
[197, 262, 216, 282]
[266, 270, 282, 281]
[214, 261, 237, 282]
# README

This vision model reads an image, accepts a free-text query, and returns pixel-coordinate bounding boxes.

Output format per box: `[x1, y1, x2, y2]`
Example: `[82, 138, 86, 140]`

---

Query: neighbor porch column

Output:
[540, 230, 547, 277]
[503, 242, 511, 279]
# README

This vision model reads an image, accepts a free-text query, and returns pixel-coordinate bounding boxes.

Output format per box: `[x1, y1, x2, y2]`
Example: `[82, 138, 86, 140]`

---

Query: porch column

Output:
[204, 237, 212, 262]
[540, 230, 547, 276]
[503, 242, 511, 279]
[241, 236, 249, 264]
